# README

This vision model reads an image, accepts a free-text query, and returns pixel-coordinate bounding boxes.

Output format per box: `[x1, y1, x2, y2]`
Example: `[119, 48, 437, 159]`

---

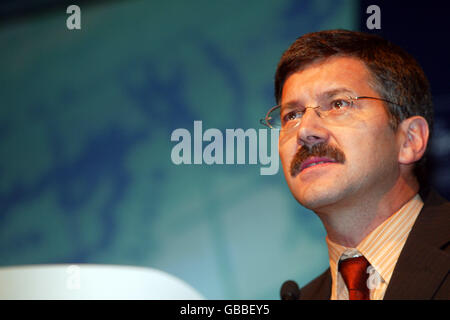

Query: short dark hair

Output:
[274, 29, 433, 183]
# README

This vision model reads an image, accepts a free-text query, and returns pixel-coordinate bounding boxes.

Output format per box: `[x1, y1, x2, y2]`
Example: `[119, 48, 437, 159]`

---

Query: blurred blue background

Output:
[0, 0, 448, 299]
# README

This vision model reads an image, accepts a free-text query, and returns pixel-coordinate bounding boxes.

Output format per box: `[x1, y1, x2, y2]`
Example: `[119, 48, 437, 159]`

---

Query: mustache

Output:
[290, 142, 346, 177]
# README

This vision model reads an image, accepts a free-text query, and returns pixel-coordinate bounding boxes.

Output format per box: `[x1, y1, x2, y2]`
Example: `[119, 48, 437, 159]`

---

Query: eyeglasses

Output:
[260, 95, 402, 131]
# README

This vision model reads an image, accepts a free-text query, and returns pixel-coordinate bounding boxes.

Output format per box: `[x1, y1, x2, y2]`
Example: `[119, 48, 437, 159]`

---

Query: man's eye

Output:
[331, 99, 351, 109]
[282, 111, 301, 123]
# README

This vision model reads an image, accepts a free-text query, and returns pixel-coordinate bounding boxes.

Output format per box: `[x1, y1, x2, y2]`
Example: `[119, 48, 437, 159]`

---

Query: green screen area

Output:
[0, 0, 357, 299]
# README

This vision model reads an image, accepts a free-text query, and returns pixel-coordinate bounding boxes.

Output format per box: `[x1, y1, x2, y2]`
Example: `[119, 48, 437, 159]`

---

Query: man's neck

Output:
[315, 177, 419, 248]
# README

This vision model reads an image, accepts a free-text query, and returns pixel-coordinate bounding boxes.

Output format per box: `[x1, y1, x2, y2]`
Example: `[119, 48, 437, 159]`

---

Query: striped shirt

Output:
[326, 194, 424, 300]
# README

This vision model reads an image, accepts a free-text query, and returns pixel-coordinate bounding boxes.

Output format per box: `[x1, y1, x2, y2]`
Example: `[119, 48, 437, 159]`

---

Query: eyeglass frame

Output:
[260, 96, 404, 130]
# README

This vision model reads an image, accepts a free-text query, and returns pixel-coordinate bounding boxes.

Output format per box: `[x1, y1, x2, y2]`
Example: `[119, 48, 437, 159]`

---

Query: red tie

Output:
[338, 256, 371, 300]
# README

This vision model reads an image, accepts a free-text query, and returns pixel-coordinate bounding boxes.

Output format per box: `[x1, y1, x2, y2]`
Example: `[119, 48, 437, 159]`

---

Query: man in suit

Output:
[261, 30, 449, 299]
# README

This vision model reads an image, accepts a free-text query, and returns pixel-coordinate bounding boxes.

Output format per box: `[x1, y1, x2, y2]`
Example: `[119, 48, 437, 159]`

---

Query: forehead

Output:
[281, 56, 377, 103]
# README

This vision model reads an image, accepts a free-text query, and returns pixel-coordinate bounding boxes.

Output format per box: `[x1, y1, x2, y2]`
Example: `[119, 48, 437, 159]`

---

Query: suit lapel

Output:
[384, 190, 450, 299]
[299, 268, 332, 300]
[313, 270, 332, 300]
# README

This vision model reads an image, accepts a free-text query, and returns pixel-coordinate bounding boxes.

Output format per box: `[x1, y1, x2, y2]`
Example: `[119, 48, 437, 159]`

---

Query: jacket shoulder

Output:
[384, 189, 450, 299]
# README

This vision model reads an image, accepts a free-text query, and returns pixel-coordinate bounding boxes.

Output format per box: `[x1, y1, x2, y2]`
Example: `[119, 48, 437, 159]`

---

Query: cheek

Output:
[343, 124, 398, 172]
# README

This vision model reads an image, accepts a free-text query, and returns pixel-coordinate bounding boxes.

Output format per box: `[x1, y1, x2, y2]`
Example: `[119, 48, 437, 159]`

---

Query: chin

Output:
[288, 178, 348, 211]
[296, 191, 339, 211]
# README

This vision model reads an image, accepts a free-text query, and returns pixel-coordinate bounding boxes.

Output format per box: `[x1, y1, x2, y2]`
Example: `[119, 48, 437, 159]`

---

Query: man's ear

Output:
[397, 116, 429, 165]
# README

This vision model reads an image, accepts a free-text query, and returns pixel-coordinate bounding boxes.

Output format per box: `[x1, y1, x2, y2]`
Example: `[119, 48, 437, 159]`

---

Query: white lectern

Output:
[0, 264, 204, 300]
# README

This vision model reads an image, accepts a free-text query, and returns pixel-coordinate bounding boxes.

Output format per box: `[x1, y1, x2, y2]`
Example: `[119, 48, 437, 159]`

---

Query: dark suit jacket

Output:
[295, 188, 450, 300]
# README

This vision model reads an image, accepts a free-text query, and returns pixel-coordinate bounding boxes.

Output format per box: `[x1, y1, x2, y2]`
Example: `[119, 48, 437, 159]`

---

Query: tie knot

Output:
[338, 256, 371, 300]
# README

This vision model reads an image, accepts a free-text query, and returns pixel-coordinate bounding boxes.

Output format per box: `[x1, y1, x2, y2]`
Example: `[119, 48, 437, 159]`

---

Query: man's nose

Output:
[296, 107, 329, 147]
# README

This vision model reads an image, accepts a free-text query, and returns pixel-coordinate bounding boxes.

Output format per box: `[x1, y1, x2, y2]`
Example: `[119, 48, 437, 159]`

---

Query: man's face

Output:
[279, 56, 401, 212]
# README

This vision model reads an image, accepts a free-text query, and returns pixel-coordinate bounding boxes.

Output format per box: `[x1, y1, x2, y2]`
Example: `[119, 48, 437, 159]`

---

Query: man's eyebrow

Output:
[318, 88, 355, 99]
[280, 88, 356, 110]
[280, 101, 301, 112]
